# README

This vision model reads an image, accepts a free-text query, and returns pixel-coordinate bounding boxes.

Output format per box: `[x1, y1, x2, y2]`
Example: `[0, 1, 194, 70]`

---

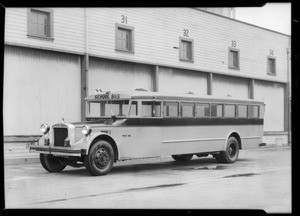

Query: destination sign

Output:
[94, 92, 120, 100]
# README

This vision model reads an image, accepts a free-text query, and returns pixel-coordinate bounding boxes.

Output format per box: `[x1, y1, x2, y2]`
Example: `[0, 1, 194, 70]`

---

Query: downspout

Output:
[287, 37, 291, 145]
[85, 8, 89, 94]
[81, 8, 89, 121]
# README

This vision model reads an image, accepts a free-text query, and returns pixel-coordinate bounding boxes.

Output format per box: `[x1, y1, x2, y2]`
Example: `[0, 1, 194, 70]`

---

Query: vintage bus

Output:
[29, 89, 265, 176]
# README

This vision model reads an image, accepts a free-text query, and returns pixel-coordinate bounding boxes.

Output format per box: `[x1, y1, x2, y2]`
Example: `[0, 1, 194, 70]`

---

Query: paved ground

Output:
[4, 146, 291, 213]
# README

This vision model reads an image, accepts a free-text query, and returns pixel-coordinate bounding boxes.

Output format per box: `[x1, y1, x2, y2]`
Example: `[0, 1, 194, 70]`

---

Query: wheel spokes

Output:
[94, 148, 110, 168]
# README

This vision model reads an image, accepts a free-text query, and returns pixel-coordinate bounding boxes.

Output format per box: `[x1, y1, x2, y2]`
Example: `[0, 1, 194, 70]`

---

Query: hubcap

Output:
[94, 147, 110, 169]
[228, 143, 236, 158]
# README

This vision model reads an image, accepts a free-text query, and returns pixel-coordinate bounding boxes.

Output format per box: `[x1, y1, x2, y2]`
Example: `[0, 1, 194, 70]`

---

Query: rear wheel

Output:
[171, 154, 193, 161]
[40, 154, 67, 172]
[84, 140, 115, 176]
[216, 137, 239, 163]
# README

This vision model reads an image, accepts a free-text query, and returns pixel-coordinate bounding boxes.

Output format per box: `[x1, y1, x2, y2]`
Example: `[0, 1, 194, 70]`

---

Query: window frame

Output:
[115, 23, 135, 53]
[179, 37, 194, 62]
[141, 100, 162, 118]
[224, 103, 237, 118]
[27, 8, 54, 40]
[179, 102, 195, 118]
[228, 47, 240, 70]
[163, 101, 179, 118]
[211, 103, 224, 118]
[128, 101, 138, 117]
[248, 105, 260, 119]
[237, 104, 248, 118]
[195, 102, 210, 118]
[267, 56, 276, 76]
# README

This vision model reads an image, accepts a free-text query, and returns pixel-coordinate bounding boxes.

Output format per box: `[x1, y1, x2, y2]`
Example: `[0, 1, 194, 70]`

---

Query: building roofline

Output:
[192, 7, 291, 37]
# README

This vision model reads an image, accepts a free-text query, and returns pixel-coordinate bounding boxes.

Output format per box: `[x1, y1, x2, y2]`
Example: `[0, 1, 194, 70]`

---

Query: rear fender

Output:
[224, 131, 242, 150]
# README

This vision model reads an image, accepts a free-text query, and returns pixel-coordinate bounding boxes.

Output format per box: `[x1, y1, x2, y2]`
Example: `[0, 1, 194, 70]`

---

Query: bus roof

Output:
[86, 90, 264, 104]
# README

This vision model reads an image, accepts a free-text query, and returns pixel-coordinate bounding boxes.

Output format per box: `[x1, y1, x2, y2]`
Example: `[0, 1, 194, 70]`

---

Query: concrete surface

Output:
[4, 146, 291, 213]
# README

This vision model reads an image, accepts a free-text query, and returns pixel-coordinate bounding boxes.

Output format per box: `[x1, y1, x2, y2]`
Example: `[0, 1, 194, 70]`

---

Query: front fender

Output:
[83, 132, 120, 159]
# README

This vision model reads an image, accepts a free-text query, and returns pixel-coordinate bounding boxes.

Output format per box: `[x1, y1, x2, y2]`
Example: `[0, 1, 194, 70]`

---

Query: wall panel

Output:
[158, 67, 207, 94]
[3, 46, 81, 135]
[254, 80, 285, 131]
[88, 58, 153, 95]
[213, 74, 249, 99]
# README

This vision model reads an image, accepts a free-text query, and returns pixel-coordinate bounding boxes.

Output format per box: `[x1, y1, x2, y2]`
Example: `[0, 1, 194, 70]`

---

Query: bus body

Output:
[29, 90, 265, 176]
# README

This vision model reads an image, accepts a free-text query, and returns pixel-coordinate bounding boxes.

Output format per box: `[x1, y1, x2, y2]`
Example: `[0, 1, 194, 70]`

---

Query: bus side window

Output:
[195, 103, 210, 117]
[224, 104, 236, 117]
[129, 101, 138, 116]
[259, 105, 265, 119]
[238, 105, 247, 118]
[249, 105, 259, 118]
[153, 102, 161, 117]
[211, 104, 223, 117]
[163, 102, 178, 117]
[142, 101, 161, 117]
[180, 102, 194, 117]
[142, 102, 152, 117]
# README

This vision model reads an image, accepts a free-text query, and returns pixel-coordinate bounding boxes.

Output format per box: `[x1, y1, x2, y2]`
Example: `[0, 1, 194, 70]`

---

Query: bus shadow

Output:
[59, 157, 253, 176]
[110, 157, 221, 174]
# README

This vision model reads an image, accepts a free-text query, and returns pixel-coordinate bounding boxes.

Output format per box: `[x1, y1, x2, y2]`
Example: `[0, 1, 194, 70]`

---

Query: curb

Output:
[4, 156, 40, 165]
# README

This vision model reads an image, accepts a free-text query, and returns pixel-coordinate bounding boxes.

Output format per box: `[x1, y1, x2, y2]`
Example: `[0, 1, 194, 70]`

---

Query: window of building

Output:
[163, 102, 178, 117]
[180, 102, 194, 117]
[195, 103, 210, 117]
[228, 48, 240, 70]
[267, 57, 276, 75]
[211, 104, 223, 117]
[142, 101, 161, 117]
[224, 104, 236, 117]
[27, 8, 53, 39]
[115, 24, 134, 52]
[179, 37, 194, 62]
[248, 105, 259, 118]
[238, 105, 248, 118]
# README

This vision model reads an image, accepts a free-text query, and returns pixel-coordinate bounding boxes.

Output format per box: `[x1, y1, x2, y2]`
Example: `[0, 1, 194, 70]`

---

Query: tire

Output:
[217, 137, 239, 163]
[171, 154, 193, 161]
[40, 154, 67, 172]
[84, 140, 115, 176]
[214, 154, 225, 163]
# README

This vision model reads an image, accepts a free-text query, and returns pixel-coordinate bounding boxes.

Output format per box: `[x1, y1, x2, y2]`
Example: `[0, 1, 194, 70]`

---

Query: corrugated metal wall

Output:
[88, 58, 153, 95]
[5, 8, 289, 83]
[4, 46, 81, 135]
[255, 80, 285, 131]
[3, 8, 289, 137]
[213, 74, 249, 99]
[5, 8, 85, 54]
[87, 8, 289, 83]
[158, 67, 207, 94]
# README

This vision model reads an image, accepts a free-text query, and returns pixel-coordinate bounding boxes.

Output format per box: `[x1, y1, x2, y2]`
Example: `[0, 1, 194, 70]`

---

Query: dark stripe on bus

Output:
[122, 118, 263, 126]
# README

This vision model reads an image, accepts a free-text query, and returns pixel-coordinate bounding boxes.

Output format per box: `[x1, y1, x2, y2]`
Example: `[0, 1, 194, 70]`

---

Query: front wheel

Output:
[84, 140, 115, 176]
[171, 154, 193, 161]
[40, 154, 67, 172]
[216, 137, 239, 163]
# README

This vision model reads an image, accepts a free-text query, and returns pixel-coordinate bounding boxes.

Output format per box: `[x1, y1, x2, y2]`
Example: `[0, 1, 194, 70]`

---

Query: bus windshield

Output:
[87, 100, 130, 118]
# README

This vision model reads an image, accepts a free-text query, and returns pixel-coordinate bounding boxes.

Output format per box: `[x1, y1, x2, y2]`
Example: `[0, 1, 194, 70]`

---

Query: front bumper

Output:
[29, 144, 84, 157]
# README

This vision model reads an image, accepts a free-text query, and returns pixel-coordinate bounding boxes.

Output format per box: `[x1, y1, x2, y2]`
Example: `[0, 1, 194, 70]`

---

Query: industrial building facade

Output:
[4, 8, 291, 145]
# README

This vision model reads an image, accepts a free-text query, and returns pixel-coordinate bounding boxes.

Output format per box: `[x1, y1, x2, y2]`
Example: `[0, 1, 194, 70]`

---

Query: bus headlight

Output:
[40, 124, 50, 134]
[82, 125, 92, 136]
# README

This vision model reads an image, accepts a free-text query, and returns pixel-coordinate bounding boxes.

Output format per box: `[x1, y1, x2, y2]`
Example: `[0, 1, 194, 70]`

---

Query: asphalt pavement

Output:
[4, 146, 291, 213]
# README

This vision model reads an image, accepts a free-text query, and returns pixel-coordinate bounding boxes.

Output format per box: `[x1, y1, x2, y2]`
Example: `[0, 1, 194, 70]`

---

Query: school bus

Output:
[29, 89, 265, 176]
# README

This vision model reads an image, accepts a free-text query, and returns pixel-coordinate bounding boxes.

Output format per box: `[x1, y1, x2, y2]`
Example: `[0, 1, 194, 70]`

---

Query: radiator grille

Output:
[53, 128, 68, 147]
